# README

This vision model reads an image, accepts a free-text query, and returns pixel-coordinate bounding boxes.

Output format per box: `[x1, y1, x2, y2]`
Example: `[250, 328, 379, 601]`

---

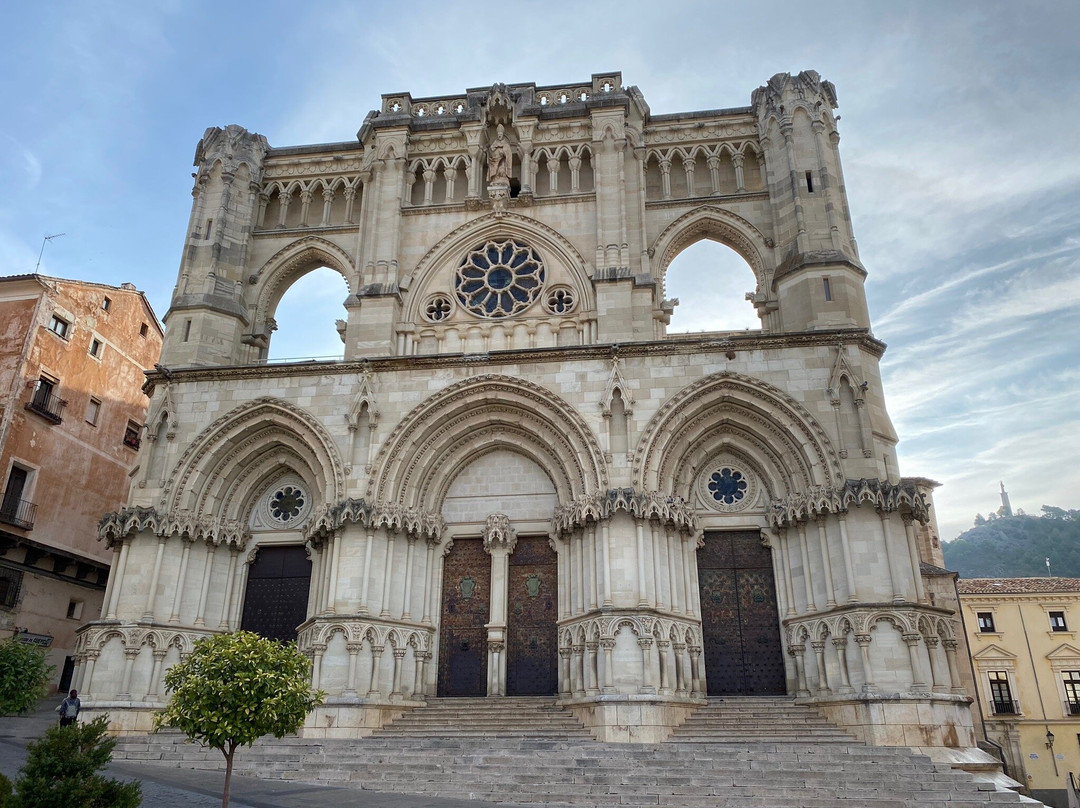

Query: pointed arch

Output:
[368, 374, 606, 510]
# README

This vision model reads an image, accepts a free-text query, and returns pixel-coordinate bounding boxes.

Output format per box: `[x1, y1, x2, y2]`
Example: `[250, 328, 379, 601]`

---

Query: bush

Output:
[0, 639, 53, 716]
[11, 715, 141, 808]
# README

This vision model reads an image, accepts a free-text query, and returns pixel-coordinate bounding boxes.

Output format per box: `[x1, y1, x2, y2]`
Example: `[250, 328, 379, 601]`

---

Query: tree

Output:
[155, 631, 323, 808]
[11, 715, 141, 808]
[0, 638, 53, 716]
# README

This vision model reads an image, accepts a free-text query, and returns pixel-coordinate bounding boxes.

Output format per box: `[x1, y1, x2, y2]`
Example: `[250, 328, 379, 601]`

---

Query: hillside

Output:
[942, 507, 1080, 579]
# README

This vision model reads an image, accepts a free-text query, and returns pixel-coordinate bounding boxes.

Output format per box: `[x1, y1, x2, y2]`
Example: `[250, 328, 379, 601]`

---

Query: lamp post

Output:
[1046, 728, 1058, 777]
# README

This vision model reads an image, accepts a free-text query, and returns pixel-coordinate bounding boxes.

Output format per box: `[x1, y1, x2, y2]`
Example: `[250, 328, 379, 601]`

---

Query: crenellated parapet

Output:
[550, 487, 699, 539]
[767, 478, 930, 528]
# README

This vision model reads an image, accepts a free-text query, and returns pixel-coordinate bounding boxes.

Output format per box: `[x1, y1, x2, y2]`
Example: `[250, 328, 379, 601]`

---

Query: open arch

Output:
[665, 240, 760, 332]
[267, 267, 350, 361]
[368, 375, 606, 509]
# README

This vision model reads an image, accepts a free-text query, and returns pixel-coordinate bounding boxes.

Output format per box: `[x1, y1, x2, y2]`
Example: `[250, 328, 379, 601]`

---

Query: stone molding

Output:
[305, 498, 445, 543]
[98, 506, 249, 549]
[550, 487, 698, 539]
[767, 478, 930, 528]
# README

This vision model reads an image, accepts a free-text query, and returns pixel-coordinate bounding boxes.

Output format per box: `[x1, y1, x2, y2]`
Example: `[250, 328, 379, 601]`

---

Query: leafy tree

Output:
[155, 631, 323, 808]
[944, 505, 1080, 578]
[11, 715, 141, 808]
[0, 638, 53, 716]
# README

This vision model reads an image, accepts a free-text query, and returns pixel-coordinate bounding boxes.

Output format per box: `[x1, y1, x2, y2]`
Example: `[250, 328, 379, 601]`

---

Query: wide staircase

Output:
[116, 696, 1038, 806]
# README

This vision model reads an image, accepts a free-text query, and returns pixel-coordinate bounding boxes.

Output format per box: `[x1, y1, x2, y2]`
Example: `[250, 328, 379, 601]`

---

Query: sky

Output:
[1, 1, 1077, 544]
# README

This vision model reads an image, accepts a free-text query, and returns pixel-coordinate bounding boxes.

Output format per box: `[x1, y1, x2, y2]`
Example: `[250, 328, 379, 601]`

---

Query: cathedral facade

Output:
[79, 72, 974, 747]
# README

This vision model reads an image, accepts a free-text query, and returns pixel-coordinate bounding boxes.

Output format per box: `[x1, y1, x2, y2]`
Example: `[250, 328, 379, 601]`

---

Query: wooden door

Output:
[506, 536, 558, 696]
[437, 538, 490, 696]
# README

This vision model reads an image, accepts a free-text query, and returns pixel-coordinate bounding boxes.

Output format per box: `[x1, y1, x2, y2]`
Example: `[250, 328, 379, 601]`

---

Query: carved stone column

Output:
[168, 536, 194, 623]
[790, 644, 809, 697]
[656, 639, 672, 695]
[942, 639, 965, 694]
[105, 540, 131, 619]
[559, 646, 571, 697]
[732, 152, 746, 192]
[345, 642, 362, 696]
[81, 650, 99, 700]
[855, 633, 876, 693]
[832, 636, 854, 694]
[600, 638, 616, 694]
[483, 513, 516, 696]
[391, 647, 406, 697]
[879, 512, 906, 603]
[146, 649, 167, 700]
[413, 650, 429, 699]
[903, 633, 927, 691]
[902, 515, 928, 604]
[673, 642, 687, 695]
[143, 536, 168, 621]
[193, 542, 216, 626]
[924, 635, 944, 690]
[320, 188, 334, 226]
[118, 647, 139, 699]
[811, 640, 831, 694]
[585, 640, 599, 696]
[689, 644, 704, 697]
[707, 155, 722, 194]
[367, 645, 384, 698]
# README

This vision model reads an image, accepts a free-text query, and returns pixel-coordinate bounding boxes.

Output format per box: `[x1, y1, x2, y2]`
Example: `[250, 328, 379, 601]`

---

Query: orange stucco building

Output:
[0, 274, 162, 690]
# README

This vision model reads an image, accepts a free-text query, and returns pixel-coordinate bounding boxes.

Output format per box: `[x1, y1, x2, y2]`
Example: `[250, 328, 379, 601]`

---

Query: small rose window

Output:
[708, 468, 747, 505]
[269, 486, 306, 522]
[455, 239, 544, 318]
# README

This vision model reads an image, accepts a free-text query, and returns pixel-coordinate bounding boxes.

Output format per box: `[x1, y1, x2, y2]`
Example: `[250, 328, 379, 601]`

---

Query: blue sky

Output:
[2, 1, 1078, 544]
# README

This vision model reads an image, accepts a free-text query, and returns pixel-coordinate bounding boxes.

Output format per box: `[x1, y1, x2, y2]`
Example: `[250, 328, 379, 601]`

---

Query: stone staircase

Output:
[116, 696, 1038, 806]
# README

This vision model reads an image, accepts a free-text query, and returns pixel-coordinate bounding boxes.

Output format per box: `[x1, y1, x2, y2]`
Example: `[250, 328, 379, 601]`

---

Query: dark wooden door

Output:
[239, 545, 311, 642]
[506, 536, 558, 696]
[438, 538, 490, 696]
[698, 531, 786, 695]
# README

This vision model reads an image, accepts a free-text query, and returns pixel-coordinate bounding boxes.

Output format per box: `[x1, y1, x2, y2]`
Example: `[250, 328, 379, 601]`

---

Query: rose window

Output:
[455, 239, 544, 318]
[708, 468, 747, 505]
[269, 485, 306, 522]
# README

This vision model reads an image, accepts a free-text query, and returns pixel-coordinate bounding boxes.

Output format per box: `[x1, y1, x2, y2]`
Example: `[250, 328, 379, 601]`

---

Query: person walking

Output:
[55, 689, 80, 727]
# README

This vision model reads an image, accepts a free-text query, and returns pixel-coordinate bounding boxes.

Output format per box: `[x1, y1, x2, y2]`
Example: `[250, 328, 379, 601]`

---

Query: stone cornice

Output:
[98, 507, 249, 549]
[306, 497, 445, 543]
[550, 487, 699, 539]
[144, 329, 885, 394]
[767, 478, 931, 527]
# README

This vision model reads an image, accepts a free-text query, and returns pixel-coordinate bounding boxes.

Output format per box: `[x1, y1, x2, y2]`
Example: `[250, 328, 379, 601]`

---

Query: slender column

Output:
[105, 541, 131, 619]
[587, 525, 598, 611]
[306, 545, 322, 617]
[855, 634, 876, 693]
[780, 529, 798, 616]
[780, 122, 808, 249]
[682, 644, 695, 694]
[401, 537, 416, 619]
[673, 642, 687, 694]
[575, 534, 585, 615]
[391, 648, 406, 697]
[230, 556, 250, 629]
[310, 646, 324, 691]
[343, 186, 356, 224]
[668, 530, 682, 613]
[585, 641, 599, 695]
[360, 531, 374, 615]
[924, 636, 944, 690]
[657, 639, 671, 694]
[169, 539, 193, 623]
[559, 647, 572, 697]
[320, 188, 334, 226]
[413, 652, 428, 698]
[659, 526, 673, 612]
[902, 516, 928, 603]
[575, 644, 586, 698]
[689, 645, 704, 697]
[327, 531, 343, 614]
[119, 647, 139, 698]
[681, 538, 694, 618]
[570, 645, 584, 696]
[488, 642, 504, 696]
[768, 534, 788, 618]
[635, 522, 648, 607]
[879, 513, 906, 603]
[832, 637, 854, 693]
[367, 645, 384, 697]
[80, 651, 98, 699]
[193, 543, 215, 627]
[637, 638, 655, 694]
[837, 514, 858, 603]
[811, 640, 831, 694]
[100, 547, 121, 618]
[345, 643, 361, 696]
[902, 633, 927, 691]
[218, 548, 238, 629]
[813, 517, 837, 608]
[791, 645, 809, 696]
[380, 534, 396, 618]
[689, 551, 701, 619]
[942, 639, 965, 694]
[659, 158, 671, 199]
[298, 189, 313, 226]
[600, 638, 616, 694]
[558, 541, 570, 618]
[796, 523, 818, 612]
[650, 523, 665, 610]
[146, 649, 166, 700]
[601, 521, 612, 607]
[732, 152, 746, 191]
[707, 155, 722, 194]
[319, 536, 333, 613]
[421, 541, 435, 623]
[143, 537, 168, 621]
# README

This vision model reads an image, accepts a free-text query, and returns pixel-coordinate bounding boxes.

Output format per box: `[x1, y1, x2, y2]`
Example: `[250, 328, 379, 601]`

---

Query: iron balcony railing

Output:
[990, 700, 1021, 716]
[25, 388, 66, 423]
[0, 497, 37, 530]
[1065, 700, 1080, 716]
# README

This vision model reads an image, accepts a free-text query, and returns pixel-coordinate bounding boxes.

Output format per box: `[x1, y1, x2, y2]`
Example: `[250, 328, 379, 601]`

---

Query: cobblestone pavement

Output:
[0, 702, 525, 808]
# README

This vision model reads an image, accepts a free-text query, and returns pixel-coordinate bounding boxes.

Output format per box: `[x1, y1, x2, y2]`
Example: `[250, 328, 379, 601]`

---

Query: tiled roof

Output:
[956, 577, 1080, 594]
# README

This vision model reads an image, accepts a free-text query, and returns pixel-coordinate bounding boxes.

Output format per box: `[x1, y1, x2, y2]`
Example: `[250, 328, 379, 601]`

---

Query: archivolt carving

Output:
[560, 613, 701, 649]
[649, 205, 773, 293]
[784, 606, 956, 644]
[78, 624, 201, 655]
[368, 375, 606, 507]
[164, 397, 345, 518]
[296, 618, 433, 653]
[767, 478, 930, 528]
[634, 371, 842, 496]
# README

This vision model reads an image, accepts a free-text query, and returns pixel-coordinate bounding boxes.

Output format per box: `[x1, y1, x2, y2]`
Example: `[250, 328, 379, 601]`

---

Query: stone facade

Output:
[81, 72, 975, 750]
[0, 275, 162, 689]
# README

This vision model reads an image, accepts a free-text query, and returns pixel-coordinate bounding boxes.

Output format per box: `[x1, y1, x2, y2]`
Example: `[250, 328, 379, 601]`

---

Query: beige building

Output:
[78, 71, 984, 760]
[0, 275, 162, 690]
[959, 577, 1080, 807]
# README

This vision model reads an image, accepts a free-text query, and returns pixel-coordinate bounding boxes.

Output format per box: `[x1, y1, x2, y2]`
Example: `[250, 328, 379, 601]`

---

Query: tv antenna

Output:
[35, 233, 65, 273]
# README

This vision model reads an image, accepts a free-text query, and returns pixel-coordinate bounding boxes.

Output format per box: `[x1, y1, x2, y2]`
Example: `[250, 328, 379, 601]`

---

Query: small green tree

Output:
[0, 638, 53, 716]
[11, 715, 141, 808]
[155, 631, 323, 808]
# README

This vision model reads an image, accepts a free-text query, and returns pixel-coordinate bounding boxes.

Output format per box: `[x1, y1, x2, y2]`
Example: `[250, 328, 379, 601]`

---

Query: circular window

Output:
[697, 460, 758, 512]
[544, 286, 576, 314]
[455, 239, 545, 318]
[708, 468, 747, 505]
[423, 294, 453, 322]
[269, 485, 306, 523]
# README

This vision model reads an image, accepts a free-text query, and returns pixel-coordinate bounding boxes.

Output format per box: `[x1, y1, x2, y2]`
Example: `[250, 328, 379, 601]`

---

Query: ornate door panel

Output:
[506, 536, 558, 696]
[240, 545, 311, 642]
[698, 531, 786, 695]
[438, 538, 490, 696]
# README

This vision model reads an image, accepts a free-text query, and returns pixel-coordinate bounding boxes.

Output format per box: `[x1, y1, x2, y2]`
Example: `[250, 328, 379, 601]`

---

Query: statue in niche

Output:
[486, 124, 513, 186]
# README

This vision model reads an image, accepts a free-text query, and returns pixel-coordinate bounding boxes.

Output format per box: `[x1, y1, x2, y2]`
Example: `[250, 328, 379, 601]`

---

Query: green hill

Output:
[942, 506, 1080, 579]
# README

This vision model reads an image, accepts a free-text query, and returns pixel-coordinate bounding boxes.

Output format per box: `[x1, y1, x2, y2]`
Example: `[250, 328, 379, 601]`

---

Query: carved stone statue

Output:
[486, 124, 513, 186]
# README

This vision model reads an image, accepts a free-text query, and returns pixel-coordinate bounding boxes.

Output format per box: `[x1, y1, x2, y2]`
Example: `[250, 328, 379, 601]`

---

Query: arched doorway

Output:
[437, 538, 490, 696]
[697, 531, 786, 695]
[239, 545, 312, 642]
[506, 536, 558, 695]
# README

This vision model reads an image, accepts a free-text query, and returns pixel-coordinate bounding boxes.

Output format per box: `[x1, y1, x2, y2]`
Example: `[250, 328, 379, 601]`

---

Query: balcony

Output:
[0, 498, 37, 530]
[24, 389, 67, 424]
[990, 700, 1021, 716]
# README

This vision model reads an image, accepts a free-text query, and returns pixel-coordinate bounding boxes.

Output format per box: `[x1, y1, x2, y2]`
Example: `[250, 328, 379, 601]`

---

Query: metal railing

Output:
[24, 388, 66, 423]
[990, 700, 1021, 715]
[0, 497, 37, 530]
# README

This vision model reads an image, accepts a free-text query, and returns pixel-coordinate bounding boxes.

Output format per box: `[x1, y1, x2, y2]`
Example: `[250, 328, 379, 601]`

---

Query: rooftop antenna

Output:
[35, 233, 65, 273]
[1046, 557, 1052, 577]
